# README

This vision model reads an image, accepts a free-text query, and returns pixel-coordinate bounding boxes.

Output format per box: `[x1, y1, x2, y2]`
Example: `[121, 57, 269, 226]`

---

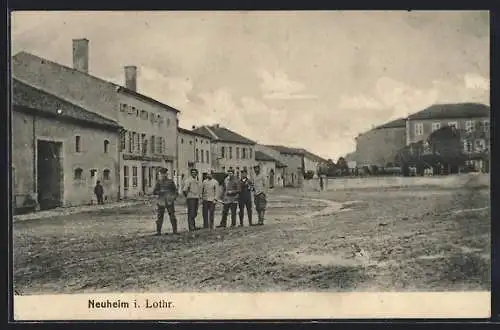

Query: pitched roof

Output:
[178, 127, 212, 139]
[12, 51, 180, 114]
[374, 117, 407, 129]
[192, 125, 256, 145]
[302, 149, 328, 163]
[255, 151, 287, 167]
[12, 78, 121, 129]
[408, 103, 490, 120]
[265, 145, 304, 155]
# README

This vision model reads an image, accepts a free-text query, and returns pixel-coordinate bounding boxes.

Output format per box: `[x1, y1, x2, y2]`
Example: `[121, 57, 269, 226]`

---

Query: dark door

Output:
[141, 166, 147, 193]
[37, 140, 62, 210]
[269, 169, 275, 188]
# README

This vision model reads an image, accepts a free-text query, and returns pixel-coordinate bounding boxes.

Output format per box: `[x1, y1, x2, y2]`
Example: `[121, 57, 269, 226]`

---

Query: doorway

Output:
[37, 140, 63, 210]
[269, 169, 275, 188]
[141, 166, 147, 193]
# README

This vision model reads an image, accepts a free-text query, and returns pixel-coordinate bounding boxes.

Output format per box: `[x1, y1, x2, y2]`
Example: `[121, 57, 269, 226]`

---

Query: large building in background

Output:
[254, 150, 287, 188]
[192, 124, 256, 178]
[261, 145, 304, 187]
[12, 38, 180, 200]
[302, 150, 327, 178]
[177, 127, 213, 183]
[354, 118, 407, 168]
[12, 78, 121, 212]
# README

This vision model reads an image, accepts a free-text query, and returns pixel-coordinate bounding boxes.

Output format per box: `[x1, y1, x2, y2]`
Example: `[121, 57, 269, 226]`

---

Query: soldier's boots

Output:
[155, 221, 163, 236]
[170, 218, 178, 235]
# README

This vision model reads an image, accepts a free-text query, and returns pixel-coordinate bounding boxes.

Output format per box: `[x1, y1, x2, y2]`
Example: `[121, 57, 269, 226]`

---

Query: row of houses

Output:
[11, 38, 326, 212]
[353, 103, 490, 171]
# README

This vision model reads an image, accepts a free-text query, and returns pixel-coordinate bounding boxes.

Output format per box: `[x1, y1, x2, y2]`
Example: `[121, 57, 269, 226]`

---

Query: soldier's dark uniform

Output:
[238, 170, 253, 226]
[152, 169, 178, 235]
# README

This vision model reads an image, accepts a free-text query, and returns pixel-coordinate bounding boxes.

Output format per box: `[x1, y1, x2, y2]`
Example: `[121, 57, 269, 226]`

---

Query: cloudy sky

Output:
[11, 11, 489, 159]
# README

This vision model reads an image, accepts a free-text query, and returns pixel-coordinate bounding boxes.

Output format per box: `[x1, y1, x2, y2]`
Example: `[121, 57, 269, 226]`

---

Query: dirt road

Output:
[13, 186, 490, 294]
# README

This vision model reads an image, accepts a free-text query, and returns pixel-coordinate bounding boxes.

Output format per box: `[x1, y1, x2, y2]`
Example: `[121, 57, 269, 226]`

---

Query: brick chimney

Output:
[72, 38, 89, 73]
[124, 66, 137, 91]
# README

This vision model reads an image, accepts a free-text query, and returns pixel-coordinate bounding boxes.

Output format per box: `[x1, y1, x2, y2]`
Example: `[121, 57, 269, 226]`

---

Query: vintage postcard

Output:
[10, 10, 490, 320]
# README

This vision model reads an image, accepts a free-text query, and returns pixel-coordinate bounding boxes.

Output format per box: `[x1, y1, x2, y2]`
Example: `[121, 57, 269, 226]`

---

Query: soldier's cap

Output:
[227, 167, 234, 173]
[253, 164, 261, 169]
[190, 168, 198, 173]
[241, 168, 248, 173]
[159, 168, 168, 174]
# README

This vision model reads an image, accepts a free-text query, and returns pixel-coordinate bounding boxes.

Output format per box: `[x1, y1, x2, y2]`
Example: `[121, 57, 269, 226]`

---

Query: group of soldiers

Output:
[151, 165, 268, 236]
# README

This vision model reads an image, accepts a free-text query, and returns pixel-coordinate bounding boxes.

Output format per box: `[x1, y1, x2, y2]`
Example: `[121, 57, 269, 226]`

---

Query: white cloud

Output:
[464, 72, 489, 90]
[257, 69, 317, 100]
[338, 94, 385, 110]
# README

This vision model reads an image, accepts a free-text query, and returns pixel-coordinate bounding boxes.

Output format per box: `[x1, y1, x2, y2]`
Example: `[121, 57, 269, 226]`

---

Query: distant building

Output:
[354, 118, 407, 168]
[262, 145, 305, 187]
[254, 150, 287, 188]
[192, 124, 256, 178]
[302, 150, 327, 178]
[12, 79, 121, 211]
[406, 103, 490, 172]
[177, 127, 213, 183]
[12, 39, 180, 199]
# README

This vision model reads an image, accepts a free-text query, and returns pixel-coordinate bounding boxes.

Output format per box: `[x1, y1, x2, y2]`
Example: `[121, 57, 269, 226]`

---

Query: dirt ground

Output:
[13, 183, 490, 294]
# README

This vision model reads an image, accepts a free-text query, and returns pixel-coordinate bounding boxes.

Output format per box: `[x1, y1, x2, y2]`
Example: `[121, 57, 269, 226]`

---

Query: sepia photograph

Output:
[10, 10, 490, 320]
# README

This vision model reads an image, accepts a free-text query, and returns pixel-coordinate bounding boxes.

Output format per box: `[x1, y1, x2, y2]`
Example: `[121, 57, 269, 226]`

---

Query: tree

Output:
[427, 126, 466, 173]
[336, 157, 349, 176]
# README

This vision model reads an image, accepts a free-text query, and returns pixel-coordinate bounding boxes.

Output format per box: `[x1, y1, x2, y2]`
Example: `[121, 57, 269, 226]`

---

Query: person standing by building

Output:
[253, 164, 268, 226]
[94, 180, 104, 205]
[152, 168, 178, 236]
[238, 168, 253, 226]
[201, 170, 219, 230]
[217, 168, 241, 228]
[183, 168, 202, 231]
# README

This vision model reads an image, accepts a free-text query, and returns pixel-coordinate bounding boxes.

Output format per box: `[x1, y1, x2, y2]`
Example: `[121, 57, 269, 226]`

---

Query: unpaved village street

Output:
[13, 180, 490, 294]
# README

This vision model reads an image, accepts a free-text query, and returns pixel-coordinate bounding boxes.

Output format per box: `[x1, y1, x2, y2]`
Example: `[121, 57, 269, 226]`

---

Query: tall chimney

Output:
[72, 38, 89, 73]
[124, 66, 137, 91]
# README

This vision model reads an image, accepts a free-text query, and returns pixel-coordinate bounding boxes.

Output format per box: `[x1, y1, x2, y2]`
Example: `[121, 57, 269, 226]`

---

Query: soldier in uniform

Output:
[152, 168, 178, 236]
[238, 168, 253, 226]
[201, 170, 219, 230]
[182, 168, 202, 231]
[217, 167, 241, 228]
[253, 164, 268, 225]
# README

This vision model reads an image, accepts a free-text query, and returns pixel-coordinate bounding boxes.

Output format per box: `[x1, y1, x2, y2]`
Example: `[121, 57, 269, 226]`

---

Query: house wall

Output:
[212, 142, 256, 178]
[355, 126, 406, 167]
[12, 53, 119, 121]
[177, 131, 196, 184]
[117, 93, 178, 198]
[12, 109, 120, 208]
[303, 157, 319, 177]
[406, 117, 490, 145]
[193, 135, 212, 177]
[254, 145, 302, 187]
[257, 160, 277, 188]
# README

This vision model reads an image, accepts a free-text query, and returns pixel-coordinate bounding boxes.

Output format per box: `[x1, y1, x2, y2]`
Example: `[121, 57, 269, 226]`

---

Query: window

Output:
[140, 110, 148, 120]
[236, 147, 240, 159]
[74, 168, 83, 180]
[148, 167, 153, 187]
[104, 140, 109, 153]
[483, 120, 490, 133]
[414, 123, 424, 136]
[124, 166, 129, 189]
[475, 139, 486, 152]
[189, 141, 193, 145]
[249, 148, 253, 159]
[431, 122, 441, 132]
[130, 132, 136, 153]
[206, 150, 209, 164]
[196, 148, 199, 162]
[135, 133, 140, 153]
[222, 166, 226, 172]
[229, 147, 233, 159]
[103, 169, 111, 180]
[75, 135, 81, 152]
[120, 103, 127, 112]
[201, 149, 204, 163]
[465, 120, 475, 132]
[242, 148, 247, 159]
[132, 166, 138, 187]
[120, 131, 126, 151]
[181, 138, 184, 144]
[221, 146, 226, 158]
[463, 140, 473, 153]
[142, 136, 148, 156]
[161, 137, 166, 154]
[151, 135, 156, 154]
[447, 121, 458, 129]
[166, 118, 171, 127]
[156, 136, 162, 154]
[128, 132, 134, 153]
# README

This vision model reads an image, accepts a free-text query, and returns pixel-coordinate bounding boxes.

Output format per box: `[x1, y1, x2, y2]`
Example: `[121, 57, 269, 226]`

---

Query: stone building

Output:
[259, 145, 304, 187]
[192, 124, 256, 179]
[254, 150, 287, 188]
[177, 127, 213, 184]
[12, 38, 180, 199]
[12, 78, 121, 211]
[354, 118, 407, 168]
